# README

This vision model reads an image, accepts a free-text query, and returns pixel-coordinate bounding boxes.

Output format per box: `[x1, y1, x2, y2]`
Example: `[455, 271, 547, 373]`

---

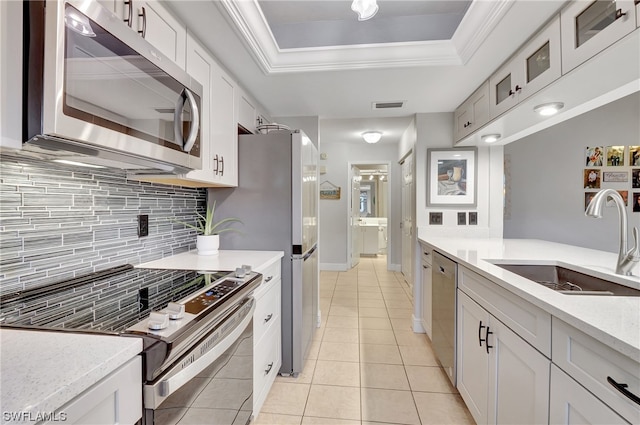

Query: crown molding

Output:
[219, 0, 508, 74]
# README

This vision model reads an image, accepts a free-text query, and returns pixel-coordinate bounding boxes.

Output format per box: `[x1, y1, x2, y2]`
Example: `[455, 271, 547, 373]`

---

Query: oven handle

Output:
[143, 298, 255, 409]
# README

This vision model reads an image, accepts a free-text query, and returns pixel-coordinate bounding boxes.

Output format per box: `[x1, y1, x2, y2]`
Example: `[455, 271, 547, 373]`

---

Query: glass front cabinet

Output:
[489, 16, 561, 119]
[561, 0, 637, 72]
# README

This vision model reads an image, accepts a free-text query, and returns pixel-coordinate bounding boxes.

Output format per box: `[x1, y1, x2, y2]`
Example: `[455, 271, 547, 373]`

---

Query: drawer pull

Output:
[423, 251, 430, 256]
[265, 275, 273, 283]
[615, 9, 627, 20]
[265, 362, 274, 375]
[485, 327, 493, 354]
[264, 313, 273, 323]
[478, 321, 486, 347]
[607, 376, 640, 405]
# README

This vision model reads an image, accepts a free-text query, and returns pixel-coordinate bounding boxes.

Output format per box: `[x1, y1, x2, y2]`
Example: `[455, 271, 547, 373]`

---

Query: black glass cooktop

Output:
[0, 265, 230, 332]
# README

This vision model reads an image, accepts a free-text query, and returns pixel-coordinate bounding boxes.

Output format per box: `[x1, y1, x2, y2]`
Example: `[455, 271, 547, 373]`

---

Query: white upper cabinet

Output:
[561, 0, 637, 73]
[489, 16, 561, 119]
[210, 61, 239, 186]
[238, 91, 257, 133]
[637, 0, 640, 28]
[454, 81, 490, 142]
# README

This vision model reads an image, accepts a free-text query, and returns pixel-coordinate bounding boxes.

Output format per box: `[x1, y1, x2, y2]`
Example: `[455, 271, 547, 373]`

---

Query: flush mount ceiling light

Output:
[362, 131, 382, 144]
[351, 0, 379, 21]
[534, 102, 564, 116]
[481, 134, 501, 143]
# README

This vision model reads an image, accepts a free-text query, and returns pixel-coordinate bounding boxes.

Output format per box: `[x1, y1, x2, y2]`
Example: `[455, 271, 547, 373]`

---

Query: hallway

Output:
[253, 256, 474, 425]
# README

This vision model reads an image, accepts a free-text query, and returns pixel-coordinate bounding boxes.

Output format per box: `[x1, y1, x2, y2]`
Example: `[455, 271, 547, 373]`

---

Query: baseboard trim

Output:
[320, 263, 349, 271]
[389, 263, 402, 272]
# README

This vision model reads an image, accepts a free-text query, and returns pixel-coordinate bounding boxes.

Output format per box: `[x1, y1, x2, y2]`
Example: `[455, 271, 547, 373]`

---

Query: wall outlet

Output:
[138, 287, 149, 311]
[429, 212, 443, 225]
[469, 212, 478, 225]
[138, 214, 149, 237]
[457, 212, 467, 225]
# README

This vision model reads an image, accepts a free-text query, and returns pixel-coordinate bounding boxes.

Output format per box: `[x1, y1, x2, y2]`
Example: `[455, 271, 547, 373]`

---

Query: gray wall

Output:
[504, 93, 640, 253]
[0, 154, 206, 294]
[318, 142, 402, 270]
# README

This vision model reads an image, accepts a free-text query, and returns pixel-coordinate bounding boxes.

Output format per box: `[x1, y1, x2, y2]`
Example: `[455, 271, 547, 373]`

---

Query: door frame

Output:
[347, 161, 392, 271]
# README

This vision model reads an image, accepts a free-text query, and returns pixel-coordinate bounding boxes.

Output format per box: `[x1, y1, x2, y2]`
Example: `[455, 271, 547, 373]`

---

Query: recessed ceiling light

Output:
[351, 0, 379, 21]
[534, 102, 564, 116]
[481, 134, 501, 143]
[362, 131, 382, 144]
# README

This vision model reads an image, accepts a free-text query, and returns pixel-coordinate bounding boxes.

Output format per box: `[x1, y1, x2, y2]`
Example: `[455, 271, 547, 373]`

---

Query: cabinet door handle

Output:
[439, 266, 445, 274]
[607, 376, 640, 405]
[213, 154, 219, 175]
[615, 9, 627, 20]
[478, 321, 486, 347]
[515, 85, 522, 92]
[219, 155, 224, 176]
[124, 0, 133, 27]
[423, 251, 430, 256]
[264, 313, 273, 323]
[264, 275, 273, 283]
[485, 327, 493, 354]
[138, 6, 147, 38]
[422, 265, 430, 270]
[265, 362, 274, 375]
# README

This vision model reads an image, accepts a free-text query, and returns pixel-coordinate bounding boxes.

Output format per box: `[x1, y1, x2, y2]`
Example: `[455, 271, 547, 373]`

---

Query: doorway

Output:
[348, 162, 390, 270]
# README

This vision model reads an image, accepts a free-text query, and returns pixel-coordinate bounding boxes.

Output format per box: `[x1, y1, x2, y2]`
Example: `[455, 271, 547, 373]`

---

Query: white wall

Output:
[504, 93, 640, 253]
[319, 141, 402, 270]
[272, 116, 320, 149]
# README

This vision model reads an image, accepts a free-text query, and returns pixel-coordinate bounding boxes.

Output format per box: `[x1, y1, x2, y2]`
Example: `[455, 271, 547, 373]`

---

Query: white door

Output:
[350, 166, 361, 268]
[401, 154, 414, 287]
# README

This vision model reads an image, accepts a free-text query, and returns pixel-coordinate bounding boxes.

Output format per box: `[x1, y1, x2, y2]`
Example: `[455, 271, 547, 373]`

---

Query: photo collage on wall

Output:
[584, 146, 640, 212]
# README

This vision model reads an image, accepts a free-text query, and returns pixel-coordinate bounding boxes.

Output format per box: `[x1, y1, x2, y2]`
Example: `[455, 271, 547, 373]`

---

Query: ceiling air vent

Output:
[372, 101, 405, 110]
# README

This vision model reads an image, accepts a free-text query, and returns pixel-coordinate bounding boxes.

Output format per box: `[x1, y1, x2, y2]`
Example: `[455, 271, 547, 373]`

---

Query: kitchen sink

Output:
[493, 264, 640, 296]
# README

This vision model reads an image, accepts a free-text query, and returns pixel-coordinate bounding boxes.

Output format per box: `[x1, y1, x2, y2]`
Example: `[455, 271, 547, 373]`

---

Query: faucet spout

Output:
[585, 189, 639, 276]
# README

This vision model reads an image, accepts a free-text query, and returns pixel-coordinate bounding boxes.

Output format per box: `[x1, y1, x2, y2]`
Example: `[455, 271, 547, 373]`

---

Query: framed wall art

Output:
[427, 148, 477, 207]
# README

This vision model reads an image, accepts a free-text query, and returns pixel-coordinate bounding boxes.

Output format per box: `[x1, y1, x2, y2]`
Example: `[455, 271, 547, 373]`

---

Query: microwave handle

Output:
[174, 89, 200, 152]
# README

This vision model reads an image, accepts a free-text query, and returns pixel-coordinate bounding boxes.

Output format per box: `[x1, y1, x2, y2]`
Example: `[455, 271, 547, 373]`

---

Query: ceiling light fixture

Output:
[481, 134, 501, 143]
[362, 131, 382, 144]
[534, 102, 564, 116]
[351, 0, 379, 21]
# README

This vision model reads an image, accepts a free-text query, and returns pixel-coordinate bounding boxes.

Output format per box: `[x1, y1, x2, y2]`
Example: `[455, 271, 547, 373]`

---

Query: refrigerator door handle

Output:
[301, 244, 318, 261]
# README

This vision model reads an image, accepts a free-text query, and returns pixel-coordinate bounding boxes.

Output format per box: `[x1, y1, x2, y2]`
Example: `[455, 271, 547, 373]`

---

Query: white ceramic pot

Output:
[196, 234, 219, 255]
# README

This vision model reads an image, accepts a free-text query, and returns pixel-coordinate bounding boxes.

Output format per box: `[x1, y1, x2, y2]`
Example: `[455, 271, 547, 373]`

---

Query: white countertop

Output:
[418, 233, 640, 361]
[138, 249, 284, 273]
[0, 330, 142, 424]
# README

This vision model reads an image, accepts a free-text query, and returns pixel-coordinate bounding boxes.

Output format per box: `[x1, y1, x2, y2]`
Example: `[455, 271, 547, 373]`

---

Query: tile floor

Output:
[253, 256, 475, 425]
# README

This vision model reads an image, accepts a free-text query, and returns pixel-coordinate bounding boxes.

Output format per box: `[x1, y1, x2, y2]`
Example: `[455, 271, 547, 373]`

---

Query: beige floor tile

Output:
[384, 298, 413, 309]
[358, 307, 389, 318]
[413, 392, 475, 425]
[322, 327, 360, 344]
[253, 412, 302, 425]
[325, 315, 359, 329]
[260, 382, 310, 416]
[357, 298, 386, 308]
[332, 298, 359, 308]
[394, 329, 430, 347]
[381, 291, 410, 300]
[390, 317, 414, 331]
[313, 360, 360, 387]
[333, 289, 359, 298]
[361, 363, 410, 390]
[357, 280, 379, 287]
[361, 388, 420, 425]
[357, 292, 383, 300]
[306, 338, 321, 361]
[405, 365, 457, 393]
[278, 358, 316, 384]
[360, 343, 402, 365]
[358, 317, 392, 330]
[399, 345, 440, 366]
[305, 385, 361, 421]
[329, 305, 358, 317]
[359, 329, 397, 345]
[387, 308, 413, 319]
[302, 417, 360, 425]
[318, 341, 360, 362]
[313, 326, 325, 342]
[357, 285, 382, 293]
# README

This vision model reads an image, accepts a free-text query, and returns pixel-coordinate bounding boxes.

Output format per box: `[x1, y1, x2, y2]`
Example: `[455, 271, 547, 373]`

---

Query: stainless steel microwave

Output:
[21, 0, 202, 174]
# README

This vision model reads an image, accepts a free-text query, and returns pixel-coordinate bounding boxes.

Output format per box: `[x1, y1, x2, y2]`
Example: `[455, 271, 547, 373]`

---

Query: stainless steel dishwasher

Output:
[431, 251, 458, 386]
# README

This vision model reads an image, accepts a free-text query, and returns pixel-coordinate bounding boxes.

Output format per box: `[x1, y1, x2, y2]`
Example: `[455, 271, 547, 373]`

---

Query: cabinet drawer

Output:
[552, 318, 640, 424]
[256, 260, 282, 290]
[253, 316, 281, 414]
[420, 244, 433, 265]
[458, 266, 551, 356]
[254, 277, 281, 344]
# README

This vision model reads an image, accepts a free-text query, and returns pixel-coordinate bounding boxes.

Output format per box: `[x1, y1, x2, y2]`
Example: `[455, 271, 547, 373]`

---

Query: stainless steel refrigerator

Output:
[209, 129, 318, 376]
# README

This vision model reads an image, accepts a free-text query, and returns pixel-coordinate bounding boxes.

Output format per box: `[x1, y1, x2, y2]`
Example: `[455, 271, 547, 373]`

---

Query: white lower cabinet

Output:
[47, 356, 142, 425]
[252, 260, 282, 416]
[420, 244, 432, 339]
[550, 365, 629, 425]
[457, 290, 550, 425]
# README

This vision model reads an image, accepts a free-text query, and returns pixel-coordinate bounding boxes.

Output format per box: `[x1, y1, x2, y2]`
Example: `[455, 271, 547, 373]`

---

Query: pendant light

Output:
[351, 0, 379, 21]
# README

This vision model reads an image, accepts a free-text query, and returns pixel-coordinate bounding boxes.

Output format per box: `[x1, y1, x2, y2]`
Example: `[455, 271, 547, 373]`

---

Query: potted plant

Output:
[172, 201, 242, 255]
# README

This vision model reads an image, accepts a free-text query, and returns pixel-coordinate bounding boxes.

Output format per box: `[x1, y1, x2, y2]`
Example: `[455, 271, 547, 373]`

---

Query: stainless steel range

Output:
[0, 265, 262, 424]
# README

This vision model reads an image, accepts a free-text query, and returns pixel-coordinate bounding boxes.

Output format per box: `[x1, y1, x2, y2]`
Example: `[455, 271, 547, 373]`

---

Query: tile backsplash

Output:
[0, 154, 206, 295]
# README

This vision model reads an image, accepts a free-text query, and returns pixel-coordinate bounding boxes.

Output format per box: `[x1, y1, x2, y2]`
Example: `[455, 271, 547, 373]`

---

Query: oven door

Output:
[143, 298, 254, 425]
[25, 0, 201, 171]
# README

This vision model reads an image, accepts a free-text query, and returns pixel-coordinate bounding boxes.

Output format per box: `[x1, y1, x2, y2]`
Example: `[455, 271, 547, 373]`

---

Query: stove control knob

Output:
[242, 264, 252, 273]
[148, 312, 169, 330]
[166, 302, 185, 320]
[234, 267, 246, 278]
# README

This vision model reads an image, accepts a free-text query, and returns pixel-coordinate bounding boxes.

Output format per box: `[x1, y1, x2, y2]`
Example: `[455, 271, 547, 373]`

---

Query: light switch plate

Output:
[469, 212, 478, 225]
[457, 212, 466, 225]
[429, 212, 443, 225]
